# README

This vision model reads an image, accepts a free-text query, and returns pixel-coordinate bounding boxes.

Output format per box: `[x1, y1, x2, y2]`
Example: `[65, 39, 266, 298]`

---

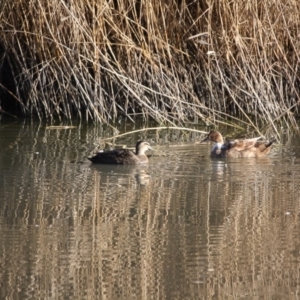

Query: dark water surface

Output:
[1, 120, 300, 299]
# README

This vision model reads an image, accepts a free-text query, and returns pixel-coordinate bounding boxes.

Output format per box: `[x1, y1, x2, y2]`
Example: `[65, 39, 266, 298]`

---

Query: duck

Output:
[201, 130, 274, 158]
[88, 140, 153, 164]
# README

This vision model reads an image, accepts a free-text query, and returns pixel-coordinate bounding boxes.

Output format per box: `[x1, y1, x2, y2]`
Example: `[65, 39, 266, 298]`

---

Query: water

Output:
[0, 120, 300, 299]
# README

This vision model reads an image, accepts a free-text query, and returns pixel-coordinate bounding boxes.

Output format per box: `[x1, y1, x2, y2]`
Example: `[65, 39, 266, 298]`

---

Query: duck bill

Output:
[201, 136, 209, 143]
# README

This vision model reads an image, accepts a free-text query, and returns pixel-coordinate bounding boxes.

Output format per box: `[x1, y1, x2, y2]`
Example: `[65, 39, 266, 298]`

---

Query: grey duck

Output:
[88, 141, 153, 164]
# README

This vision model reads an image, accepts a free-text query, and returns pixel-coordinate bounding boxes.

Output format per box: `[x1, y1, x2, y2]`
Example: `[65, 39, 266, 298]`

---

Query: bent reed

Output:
[0, 0, 299, 130]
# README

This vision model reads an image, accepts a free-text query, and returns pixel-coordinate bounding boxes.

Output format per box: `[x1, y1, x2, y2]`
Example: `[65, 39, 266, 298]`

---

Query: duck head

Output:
[136, 141, 153, 155]
[201, 131, 224, 144]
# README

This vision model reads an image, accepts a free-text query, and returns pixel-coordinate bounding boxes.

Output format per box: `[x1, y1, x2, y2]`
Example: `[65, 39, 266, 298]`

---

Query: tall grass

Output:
[0, 0, 299, 130]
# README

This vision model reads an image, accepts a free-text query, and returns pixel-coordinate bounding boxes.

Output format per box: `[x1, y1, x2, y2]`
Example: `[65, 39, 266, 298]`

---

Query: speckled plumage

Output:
[201, 130, 274, 158]
[88, 141, 152, 164]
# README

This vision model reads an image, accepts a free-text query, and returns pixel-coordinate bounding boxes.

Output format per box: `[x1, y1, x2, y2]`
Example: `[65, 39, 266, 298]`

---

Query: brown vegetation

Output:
[0, 0, 300, 130]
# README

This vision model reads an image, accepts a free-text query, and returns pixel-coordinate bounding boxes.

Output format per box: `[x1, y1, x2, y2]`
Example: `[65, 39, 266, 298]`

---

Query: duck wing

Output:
[88, 149, 137, 164]
[229, 137, 262, 151]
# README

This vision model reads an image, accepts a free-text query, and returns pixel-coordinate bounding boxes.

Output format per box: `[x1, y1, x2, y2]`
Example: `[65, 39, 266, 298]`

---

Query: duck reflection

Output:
[89, 163, 151, 186]
[209, 156, 272, 181]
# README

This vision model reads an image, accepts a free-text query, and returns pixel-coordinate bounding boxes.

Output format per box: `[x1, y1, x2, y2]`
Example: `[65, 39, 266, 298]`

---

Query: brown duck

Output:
[88, 141, 153, 164]
[201, 130, 274, 158]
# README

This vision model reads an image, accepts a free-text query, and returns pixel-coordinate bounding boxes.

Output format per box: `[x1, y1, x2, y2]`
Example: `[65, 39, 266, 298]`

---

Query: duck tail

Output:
[266, 140, 275, 148]
[260, 140, 275, 155]
[87, 157, 94, 163]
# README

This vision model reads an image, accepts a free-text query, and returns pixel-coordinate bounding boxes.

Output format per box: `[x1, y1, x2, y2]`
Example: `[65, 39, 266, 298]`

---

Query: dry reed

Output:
[0, 0, 300, 132]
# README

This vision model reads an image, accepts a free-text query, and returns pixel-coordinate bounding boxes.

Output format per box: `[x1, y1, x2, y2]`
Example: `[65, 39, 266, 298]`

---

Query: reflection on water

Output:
[1, 120, 300, 299]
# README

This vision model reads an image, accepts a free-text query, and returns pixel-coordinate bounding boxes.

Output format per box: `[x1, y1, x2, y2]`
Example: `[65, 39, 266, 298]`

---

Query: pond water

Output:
[0, 119, 300, 299]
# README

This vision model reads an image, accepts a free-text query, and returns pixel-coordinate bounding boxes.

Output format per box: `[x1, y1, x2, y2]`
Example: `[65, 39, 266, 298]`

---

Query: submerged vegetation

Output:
[0, 0, 300, 130]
